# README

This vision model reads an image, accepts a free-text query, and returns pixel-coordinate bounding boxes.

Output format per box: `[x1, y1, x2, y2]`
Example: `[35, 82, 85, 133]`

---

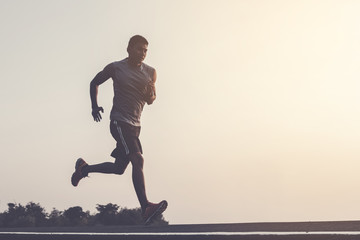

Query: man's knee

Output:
[114, 159, 129, 175]
[129, 152, 144, 169]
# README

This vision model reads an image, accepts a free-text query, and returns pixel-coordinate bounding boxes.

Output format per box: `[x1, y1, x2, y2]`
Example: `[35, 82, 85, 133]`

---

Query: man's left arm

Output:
[145, 69, 157, 105]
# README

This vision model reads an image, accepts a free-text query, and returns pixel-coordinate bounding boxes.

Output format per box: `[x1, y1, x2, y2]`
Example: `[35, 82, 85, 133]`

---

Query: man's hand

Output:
[92, 106, 104, 122]
[145, 81, 156, 105]
[146, 69, 157, 105]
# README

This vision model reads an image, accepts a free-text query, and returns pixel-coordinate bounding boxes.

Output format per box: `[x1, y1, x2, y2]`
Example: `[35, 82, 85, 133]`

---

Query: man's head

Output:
[127, 35, 148, 66]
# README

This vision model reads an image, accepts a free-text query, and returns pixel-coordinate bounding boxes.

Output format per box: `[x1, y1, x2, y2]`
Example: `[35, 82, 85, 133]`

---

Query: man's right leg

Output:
[71, 157, 129, 187]
[83, 157, 129, 175]
[72, 120, 131, 187]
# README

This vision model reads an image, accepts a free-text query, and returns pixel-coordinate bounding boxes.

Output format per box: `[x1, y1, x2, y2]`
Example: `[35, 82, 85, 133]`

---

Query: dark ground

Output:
[1, 221, 360, 240]
[3, 220, 360, 232]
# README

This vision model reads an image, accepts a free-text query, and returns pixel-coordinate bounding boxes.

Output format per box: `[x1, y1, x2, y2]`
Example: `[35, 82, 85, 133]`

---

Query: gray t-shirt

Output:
[105, 58, 155, 126]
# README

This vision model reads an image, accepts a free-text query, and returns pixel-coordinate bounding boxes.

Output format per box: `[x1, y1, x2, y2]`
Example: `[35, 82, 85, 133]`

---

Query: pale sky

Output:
[1, 0, 360, 224]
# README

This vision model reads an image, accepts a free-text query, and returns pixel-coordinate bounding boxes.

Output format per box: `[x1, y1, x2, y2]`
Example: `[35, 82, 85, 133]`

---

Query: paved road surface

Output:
[1, 221, 360, 240]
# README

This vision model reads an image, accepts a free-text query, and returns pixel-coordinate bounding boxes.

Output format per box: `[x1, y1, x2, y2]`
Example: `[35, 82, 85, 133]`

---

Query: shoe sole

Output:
[144, 200, 168, 225]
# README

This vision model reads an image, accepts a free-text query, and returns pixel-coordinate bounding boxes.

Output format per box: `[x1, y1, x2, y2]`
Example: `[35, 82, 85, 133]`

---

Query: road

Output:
[1, 221, 360, 240]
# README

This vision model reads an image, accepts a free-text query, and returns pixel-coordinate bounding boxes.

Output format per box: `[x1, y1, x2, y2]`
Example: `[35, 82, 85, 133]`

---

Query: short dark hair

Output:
[127, 35, 148, 50]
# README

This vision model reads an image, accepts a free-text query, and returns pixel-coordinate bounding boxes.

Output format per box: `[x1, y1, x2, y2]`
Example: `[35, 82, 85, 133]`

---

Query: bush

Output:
[0, 201, 168, 227]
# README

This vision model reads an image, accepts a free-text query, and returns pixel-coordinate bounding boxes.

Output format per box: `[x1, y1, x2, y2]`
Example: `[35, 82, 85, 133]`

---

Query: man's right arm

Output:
[90, 64, 113, 122]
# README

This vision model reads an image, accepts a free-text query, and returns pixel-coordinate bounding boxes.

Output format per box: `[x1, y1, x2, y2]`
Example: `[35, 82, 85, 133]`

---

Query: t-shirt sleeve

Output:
[103, 63, 115, 79]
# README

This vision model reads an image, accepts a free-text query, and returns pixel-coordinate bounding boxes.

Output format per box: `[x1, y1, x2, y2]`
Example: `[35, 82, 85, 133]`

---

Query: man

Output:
[71, 35, 167, 225]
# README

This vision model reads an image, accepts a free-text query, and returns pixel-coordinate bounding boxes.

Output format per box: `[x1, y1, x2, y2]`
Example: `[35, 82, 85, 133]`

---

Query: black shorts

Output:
[110, 120, 142, 161]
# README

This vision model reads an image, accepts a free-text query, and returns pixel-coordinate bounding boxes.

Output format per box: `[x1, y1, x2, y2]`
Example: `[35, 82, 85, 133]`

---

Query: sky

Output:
[0, 0, 360, 224]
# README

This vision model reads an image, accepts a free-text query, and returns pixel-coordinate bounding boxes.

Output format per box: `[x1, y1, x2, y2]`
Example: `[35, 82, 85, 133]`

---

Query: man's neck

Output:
[128, 58, 142, 67]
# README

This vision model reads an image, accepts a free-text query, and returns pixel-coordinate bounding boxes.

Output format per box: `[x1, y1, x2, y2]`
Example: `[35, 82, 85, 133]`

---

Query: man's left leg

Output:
[128, 152, 149, 212]
[129, 152, 168, 224]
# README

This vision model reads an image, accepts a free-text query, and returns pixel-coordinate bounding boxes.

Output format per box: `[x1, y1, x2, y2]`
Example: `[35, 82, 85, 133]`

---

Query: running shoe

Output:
[71, 158, 88, 187]
[143, 200, 168, 225]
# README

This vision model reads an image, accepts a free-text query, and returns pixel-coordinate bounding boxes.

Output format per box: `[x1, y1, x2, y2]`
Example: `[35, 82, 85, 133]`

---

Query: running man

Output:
[71, 35, 167, 224]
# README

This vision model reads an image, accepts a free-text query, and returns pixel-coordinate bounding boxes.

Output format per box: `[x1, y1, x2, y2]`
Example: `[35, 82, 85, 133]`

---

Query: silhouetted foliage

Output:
[47, 208, 65, 226]
[118, 207, 143, 225]
[63, 206, 90, 226]
[25, 202, 47, 227]
[1, 202, 47, 227]
[0, 202, 168, 228]
[95, 203, 120, 225]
